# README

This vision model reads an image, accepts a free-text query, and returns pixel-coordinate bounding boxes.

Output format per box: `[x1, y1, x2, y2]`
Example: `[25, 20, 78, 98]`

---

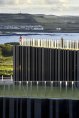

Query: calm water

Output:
[0, 33, 79, 44]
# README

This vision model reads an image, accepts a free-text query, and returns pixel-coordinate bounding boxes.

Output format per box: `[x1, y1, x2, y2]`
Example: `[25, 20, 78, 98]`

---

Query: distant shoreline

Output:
[0, 32, 79, 36]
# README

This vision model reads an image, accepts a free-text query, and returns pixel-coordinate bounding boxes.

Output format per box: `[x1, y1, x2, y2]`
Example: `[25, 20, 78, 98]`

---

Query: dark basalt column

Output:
[13, 46, 79, 82]
[0, 97, 79, 118]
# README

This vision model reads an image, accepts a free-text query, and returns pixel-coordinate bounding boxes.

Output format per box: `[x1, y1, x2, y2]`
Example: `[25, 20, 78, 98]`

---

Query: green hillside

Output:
[0, 44, 16, 76]
[0, 13, 79, 32]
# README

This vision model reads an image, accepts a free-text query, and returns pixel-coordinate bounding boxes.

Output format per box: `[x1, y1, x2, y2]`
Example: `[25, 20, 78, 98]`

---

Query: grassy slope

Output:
[0, 56, 13, 75]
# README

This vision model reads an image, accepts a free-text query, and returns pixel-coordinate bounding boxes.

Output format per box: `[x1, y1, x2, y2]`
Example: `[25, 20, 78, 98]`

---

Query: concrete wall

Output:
[13, 46, 79, 81]
[0, 97, 79, 118]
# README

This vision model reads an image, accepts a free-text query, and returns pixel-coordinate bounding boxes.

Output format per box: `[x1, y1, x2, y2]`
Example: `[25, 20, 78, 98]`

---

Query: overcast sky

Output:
[0, 0, 79, 15]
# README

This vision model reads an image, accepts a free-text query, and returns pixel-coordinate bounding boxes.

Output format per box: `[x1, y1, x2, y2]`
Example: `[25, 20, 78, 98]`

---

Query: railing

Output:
[20, 38, 79, 50]
[0, 75, 13, 81]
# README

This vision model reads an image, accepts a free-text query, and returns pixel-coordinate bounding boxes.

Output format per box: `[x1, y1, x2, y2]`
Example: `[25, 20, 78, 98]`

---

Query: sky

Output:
[0, 0, 79, 15]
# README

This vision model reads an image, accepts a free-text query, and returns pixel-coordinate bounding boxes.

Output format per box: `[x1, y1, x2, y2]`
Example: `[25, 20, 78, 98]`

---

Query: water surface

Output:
[0, 33, 79, 44]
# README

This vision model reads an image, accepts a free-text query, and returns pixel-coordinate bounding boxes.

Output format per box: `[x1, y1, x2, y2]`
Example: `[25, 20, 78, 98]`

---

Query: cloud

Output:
[0, 0, 19, 4]
[0, 0, 79, 15]
[59, 0, 68, 3]
[0, 0, 61, 5]
[0, 0, 77, 5]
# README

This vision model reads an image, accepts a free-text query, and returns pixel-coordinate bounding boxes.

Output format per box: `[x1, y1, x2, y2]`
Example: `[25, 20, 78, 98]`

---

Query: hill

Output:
[0, 13, 79, 32]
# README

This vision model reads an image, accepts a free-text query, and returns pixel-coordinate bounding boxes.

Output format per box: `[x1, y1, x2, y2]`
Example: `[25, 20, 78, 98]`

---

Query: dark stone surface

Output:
[13, 46, 79, 82]
[0, 97, 79, 118]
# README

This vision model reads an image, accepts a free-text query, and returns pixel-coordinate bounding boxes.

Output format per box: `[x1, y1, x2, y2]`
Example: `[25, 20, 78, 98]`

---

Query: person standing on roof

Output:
[19, 36, 24, 45]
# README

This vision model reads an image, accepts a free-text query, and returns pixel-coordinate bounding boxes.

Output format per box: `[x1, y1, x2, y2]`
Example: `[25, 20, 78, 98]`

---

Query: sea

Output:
[0, 32, 79, 44]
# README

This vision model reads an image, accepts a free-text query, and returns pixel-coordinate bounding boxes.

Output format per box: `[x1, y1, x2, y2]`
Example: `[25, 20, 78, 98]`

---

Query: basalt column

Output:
[13, 46, 79, 82]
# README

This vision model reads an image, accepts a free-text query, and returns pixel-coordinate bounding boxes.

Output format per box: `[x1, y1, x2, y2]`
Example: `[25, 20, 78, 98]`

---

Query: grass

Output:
[0, 84, 79, 99]
[0, 56, 13, 75]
